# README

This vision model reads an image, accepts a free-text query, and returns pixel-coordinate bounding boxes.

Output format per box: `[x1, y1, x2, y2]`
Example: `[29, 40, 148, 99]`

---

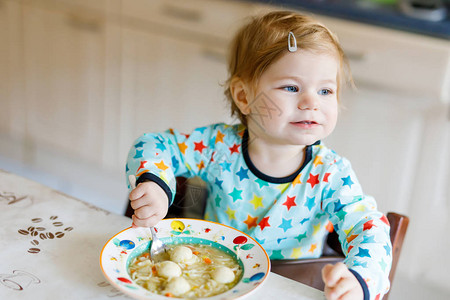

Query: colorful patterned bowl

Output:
[100, 218, 270, 299]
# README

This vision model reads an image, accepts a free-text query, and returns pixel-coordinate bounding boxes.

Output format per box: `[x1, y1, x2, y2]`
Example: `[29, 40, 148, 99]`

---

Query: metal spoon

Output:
[128, 175, 167, 261]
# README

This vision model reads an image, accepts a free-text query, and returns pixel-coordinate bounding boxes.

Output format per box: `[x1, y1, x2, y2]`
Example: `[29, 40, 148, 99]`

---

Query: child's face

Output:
[245, 50, 339, 147]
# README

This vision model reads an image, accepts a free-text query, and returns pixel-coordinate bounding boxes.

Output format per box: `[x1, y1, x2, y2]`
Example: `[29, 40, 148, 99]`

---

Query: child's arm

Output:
[126, 125, 221, 226]
[321, 157, 392, 300]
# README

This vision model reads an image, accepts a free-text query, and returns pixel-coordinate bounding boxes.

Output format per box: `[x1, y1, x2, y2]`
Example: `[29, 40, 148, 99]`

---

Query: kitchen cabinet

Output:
[21, 2, 107, 165]
[115, 0, 257, 168]
[0, 0, 10, 135]
[0, 0, 26, 155]
[316, 15, 450, 103]
[325, 90, 419, 212]
[120, 0, 254, 41]
[1, 0, 253, 172]
[116, 27, 231, 169]
[0, 0, 254, 213]
[0, 0, 127, 215]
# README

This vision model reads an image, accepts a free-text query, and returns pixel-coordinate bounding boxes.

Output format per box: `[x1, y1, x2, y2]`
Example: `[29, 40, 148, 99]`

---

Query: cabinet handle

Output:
[201, 48, 227, 64]
[345, 51, 368, 62]
[66, 13, 102, 32]
[160, 4, 202, 23]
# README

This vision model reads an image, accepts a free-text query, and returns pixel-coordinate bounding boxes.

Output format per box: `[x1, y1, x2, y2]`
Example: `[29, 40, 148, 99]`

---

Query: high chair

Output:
[270, 212, 409, 300]
[125, 177, 409, 299]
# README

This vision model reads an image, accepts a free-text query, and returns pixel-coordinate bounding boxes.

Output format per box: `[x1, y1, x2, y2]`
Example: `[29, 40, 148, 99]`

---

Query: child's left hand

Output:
[321, 262, 363, 300]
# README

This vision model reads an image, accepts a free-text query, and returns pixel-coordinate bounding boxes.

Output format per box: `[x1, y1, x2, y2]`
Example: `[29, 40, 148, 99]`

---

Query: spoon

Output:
[128, 175, 167, 261]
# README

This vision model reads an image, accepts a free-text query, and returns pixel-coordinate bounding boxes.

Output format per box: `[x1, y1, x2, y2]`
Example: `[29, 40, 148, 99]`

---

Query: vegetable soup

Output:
[128, 243, 242, 298]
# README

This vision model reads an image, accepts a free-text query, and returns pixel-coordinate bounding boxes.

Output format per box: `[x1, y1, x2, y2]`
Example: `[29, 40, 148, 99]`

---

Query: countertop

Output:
[241, 0, 450, 40]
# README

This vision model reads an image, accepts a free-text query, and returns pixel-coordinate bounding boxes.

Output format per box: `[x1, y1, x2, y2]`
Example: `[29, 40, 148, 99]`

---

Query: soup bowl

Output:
[100, 218, 270, 299]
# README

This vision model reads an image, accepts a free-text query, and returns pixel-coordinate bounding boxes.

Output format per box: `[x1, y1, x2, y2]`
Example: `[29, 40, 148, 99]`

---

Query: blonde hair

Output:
[224, 11, 352, 126]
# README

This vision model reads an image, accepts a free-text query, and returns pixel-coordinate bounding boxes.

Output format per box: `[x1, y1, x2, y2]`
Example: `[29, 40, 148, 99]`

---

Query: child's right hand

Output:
[129, 181, 169, 228]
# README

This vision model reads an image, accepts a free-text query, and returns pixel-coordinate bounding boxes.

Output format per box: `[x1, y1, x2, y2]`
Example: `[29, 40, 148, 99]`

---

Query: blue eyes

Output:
[318, 89, 332, 95]
[283, 86, 299, 92]
[282, 86, 333, 95]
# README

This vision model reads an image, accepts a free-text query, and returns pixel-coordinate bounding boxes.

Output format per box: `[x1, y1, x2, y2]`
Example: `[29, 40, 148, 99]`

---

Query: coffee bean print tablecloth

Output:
[0, 169, 324, 300]
[0, 169, 133, 299]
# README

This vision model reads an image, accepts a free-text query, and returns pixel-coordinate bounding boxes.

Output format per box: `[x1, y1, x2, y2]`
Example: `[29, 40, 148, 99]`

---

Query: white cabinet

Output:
[0, 0, 26, 151]
[120, 0, 255, 41]
[0, 0, 249, 213]
[117, 27, 231, 167]
[1, 0, 254, 172]
[21, 3, 107, 164]
[324, 89, 427, 214]
[0, 0, 11, 136]
[113, 0, 256, 168]
[0, 0, 126, 215]
[316, 16, 450, 103]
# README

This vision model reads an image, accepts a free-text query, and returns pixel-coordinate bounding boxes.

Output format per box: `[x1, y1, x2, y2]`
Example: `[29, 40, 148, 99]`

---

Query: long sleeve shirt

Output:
[126, 123, 392, 299]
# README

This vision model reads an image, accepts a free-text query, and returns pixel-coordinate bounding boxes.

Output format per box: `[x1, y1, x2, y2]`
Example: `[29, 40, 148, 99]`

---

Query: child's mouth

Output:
[292, 120, 318, 125]
[291, 120, 318, 128]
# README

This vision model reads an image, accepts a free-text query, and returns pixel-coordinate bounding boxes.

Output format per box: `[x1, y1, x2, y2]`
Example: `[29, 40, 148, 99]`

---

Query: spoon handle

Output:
[129, 175, 137, 189]
[150, 227, 157, 240]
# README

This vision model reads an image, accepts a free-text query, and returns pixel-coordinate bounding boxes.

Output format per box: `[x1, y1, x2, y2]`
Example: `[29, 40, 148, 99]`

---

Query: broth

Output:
[128, 243, 242, 298]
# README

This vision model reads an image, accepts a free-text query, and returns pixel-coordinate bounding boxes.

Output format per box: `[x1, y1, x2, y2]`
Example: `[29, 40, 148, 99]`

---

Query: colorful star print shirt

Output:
[126, 123, 392, 300]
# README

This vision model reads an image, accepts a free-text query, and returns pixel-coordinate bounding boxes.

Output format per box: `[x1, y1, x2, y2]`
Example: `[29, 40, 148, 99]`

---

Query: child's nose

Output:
[297, 93, 319, 110]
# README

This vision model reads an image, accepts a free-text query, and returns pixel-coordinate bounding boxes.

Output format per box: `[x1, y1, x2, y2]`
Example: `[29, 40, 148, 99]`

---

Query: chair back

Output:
[271, 212, 409, 300]
[386, 212, 409, 293]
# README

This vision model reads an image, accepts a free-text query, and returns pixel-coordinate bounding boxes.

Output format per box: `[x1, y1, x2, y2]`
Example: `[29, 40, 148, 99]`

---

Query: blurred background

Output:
[0, 0, 449, 298]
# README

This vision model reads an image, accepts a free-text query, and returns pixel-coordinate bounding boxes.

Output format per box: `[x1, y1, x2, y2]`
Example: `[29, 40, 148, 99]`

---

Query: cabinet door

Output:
[22, 4, 106, 164]
[324, 89, 427, 213]
[0, 0, 11, 136]
[0, 0, 25, 140]
[118, 27, 232, 165]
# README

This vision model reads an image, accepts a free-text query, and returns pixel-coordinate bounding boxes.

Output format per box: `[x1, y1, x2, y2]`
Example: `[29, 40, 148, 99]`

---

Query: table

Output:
[0, 169, 324, 299]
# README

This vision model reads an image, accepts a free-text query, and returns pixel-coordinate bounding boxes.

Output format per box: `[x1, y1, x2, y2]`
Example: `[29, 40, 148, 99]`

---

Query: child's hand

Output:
[321, 262, 363, 300]
[129, 181, 169, 228]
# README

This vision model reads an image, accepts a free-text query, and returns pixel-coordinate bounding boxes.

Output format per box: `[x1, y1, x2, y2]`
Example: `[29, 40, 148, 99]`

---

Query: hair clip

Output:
[288, 31, 297, 52]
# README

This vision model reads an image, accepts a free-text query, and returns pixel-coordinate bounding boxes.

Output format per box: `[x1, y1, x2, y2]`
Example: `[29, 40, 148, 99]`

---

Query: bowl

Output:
[100, 218, 270, 299]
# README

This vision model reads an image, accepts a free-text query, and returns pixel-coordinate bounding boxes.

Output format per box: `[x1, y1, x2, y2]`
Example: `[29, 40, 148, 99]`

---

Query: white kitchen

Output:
[1, 0, 449, 299]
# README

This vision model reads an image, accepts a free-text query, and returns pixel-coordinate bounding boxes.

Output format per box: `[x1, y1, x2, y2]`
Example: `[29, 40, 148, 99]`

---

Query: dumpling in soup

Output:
[211, 266, 235, 284]
[165, 277, 191, 296]
[170, 245, 193, 263]
[157, 261, 181, 278]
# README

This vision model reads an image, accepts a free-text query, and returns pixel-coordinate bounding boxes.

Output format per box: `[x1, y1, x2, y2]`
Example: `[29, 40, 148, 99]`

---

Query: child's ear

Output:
[230, 77, 251, 115]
